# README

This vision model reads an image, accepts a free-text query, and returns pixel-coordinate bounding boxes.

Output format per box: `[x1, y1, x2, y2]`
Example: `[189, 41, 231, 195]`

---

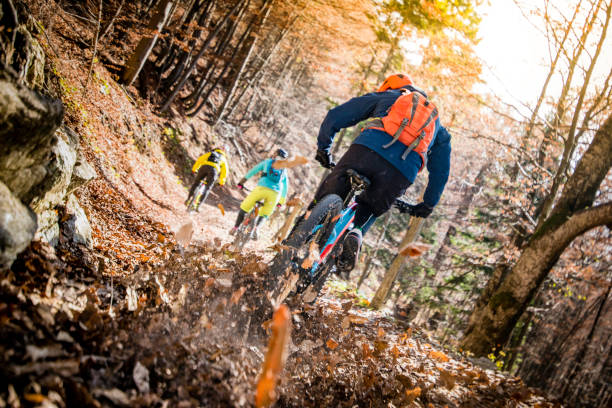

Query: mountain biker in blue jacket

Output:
[313, 74, 451, 273]
[230, 148, 290, 239]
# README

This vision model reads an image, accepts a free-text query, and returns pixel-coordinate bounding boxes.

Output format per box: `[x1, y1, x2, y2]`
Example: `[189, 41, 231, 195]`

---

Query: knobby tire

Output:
[267, 194, 343, 307]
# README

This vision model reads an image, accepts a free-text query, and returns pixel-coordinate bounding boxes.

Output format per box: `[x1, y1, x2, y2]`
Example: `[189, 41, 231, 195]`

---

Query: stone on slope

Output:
[0, 181, 37, 268]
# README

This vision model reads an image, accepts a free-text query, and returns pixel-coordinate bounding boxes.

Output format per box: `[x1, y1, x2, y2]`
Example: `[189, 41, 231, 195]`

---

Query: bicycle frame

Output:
[308, 201, 357, 277]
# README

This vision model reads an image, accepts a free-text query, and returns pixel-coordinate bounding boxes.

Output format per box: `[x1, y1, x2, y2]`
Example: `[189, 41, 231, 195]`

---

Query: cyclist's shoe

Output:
[229, 226, 237, 236]
[337, 228, 362, 273]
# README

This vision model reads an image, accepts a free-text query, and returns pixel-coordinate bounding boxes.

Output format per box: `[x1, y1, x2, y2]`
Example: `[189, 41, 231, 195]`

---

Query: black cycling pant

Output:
[312, 144, 411, 231]
[188, 165, 218, 200]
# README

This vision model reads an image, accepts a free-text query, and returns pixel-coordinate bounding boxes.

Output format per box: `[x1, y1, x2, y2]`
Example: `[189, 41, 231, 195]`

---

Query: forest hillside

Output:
[1, 0, 610, 407]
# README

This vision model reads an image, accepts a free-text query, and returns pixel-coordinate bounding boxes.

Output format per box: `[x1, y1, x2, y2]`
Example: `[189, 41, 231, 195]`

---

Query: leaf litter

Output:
[1, 200, 560, 408]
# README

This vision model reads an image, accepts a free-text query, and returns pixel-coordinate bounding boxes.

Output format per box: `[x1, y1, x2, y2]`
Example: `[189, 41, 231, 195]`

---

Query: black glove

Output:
[237, 178, 246, 189]
[394, 199, 414, 214]
[315, 149, 335, 169]
[411, 202, 433, 218]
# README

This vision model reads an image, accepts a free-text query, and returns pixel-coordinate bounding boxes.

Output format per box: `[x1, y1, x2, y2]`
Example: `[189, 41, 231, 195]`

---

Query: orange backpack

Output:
[367, 91, 438, 161]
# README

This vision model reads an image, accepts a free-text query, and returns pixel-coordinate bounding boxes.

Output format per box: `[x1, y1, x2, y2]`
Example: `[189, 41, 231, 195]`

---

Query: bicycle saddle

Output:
[346, 169, 371, 189]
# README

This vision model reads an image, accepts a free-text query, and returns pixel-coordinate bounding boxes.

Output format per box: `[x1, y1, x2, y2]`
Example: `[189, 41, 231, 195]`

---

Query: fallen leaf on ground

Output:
[429, 350, 450, 363]
[348, 314, 369, 325]
[24, 394, 45, 403]
[326, 339, 339, 350]
[438, 368, 456, 390]
[217, 203, 225, 216]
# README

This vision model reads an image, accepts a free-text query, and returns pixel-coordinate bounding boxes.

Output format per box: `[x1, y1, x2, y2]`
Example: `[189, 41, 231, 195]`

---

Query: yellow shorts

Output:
[240, 186, 280, 217]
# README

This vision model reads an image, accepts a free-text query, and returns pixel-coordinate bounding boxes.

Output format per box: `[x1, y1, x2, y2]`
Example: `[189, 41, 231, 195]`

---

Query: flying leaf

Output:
[269, 243, 290, 253]
[255, 305, 291, 408]
[399, 242, 431, 257]
[230, 287, 246, 305]
[133, 361, 150, 394]
[405, 387, 421, 403]
[218, 203, 225, 216]
[271, 155, 309, 169]
[126, 286, 138, 312]
[301, 241, 319, 269]
[175, 221, 193, 247]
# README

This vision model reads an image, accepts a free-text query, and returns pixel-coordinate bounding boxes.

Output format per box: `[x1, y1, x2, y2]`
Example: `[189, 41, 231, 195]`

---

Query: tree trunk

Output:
[159, 0, 246, 112]
[370, 216, 425, 309]
[212, 34, 257, 124]
[122, 0, 174, 86]
[227, 10, 295, 121]
[461, 114, 612, 356]
[187, 10, 259, 117]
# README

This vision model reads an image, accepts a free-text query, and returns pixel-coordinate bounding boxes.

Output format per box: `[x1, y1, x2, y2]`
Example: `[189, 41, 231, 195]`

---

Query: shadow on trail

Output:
[132, 177, 176, 211]
[203, 185, 245, 213]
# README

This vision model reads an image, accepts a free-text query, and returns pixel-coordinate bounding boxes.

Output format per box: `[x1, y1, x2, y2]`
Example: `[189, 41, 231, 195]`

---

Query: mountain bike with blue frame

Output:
[267, 168, 419, 306]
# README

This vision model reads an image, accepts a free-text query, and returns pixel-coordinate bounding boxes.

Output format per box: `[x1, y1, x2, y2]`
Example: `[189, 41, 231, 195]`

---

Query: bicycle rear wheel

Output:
[232, 212, 255, 250]
[267, 194, 343, 307]
[192, 183, 210, 211]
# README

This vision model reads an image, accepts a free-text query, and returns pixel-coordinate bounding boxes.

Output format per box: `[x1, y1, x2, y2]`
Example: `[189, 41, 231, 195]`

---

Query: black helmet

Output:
[276, 148, 289, 159]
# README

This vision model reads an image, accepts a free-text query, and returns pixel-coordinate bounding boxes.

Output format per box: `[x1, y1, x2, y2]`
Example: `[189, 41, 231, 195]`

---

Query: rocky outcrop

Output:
[21, 125, 97, 248]
[0, 74, 64, 202]
[0, 181, 37, 268]
[0, 69, 96, 265]
[29, 126, 96, 246]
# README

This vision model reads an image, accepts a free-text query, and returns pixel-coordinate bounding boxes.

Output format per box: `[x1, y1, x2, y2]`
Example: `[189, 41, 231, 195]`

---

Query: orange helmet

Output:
[377, 74, 413, 92]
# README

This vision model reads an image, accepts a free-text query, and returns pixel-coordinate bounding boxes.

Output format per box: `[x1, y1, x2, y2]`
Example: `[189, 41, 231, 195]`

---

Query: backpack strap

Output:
[401, 107, 438, 160]
[407, 92, 420, 126]
[382, 117, 409, 149]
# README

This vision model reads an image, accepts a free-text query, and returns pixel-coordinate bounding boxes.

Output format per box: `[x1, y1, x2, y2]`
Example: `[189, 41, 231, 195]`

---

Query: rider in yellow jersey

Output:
[185, 147, 229, 209]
